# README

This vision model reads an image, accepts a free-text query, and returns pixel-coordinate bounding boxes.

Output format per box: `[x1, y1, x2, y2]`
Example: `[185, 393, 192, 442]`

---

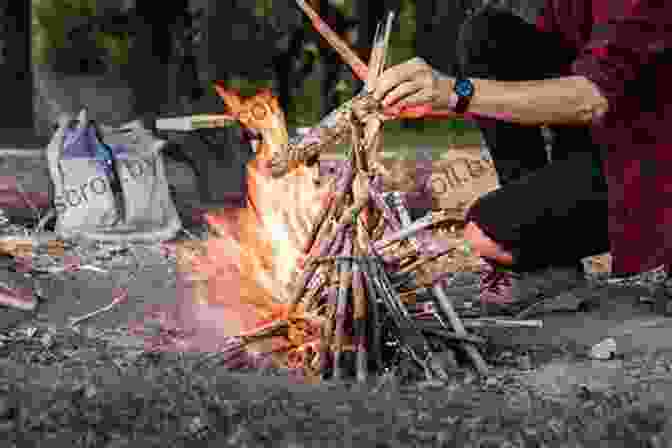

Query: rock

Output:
[516, 353, 533, 371]
[40, 332, 53, 349]
[0, 393, 13, 418]
[0, 419, 16, 432]
[589, 338, 616, 360]
[499, 351, 514, 361]
[431, 350, 458, 371]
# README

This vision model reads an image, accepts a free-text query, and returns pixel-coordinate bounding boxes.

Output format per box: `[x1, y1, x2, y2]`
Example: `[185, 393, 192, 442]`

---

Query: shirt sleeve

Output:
[571, 1, 671, 116]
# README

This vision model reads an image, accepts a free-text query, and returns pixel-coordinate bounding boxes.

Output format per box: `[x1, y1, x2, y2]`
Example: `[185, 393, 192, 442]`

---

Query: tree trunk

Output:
[128, 0, 189, 123]
[0, 1, 36, 144]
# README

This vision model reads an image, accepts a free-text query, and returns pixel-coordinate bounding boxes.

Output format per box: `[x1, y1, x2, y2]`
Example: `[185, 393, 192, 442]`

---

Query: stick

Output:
[294, 0, 369, 81]
[155, 114, 236, 131]
[288, 196, 352, 315]
[388, 193, 482, 376]
[366, 12, 395, 92]
[365, 22, 383, 92]
[432, 281, 489, 376]
[301, 268, 329, 312]
[352, 115, 366, 172]
[15, 178, 40, 219]
[360, 258, 382, 373]
[461, 318, 544, 329]
[318, 284, 339, 377]
[294, 0, 454, 120]
[304, 162, 352, 256]
[371, 207, 388, 241]
[412, 320, 487, 345]
[375, 206, 458, 253]
[305, 161, 355, 259]
[0, 234, 63, 257]
[351, 241, 369, 383]
[302, 177, 338, 254]
[354, 227, 383, 373]
[373, 214, 436, 251]
[379, 11, 395, 75]
[368, 256, 440, 379]
[369, 188, 402, 232]
[400, 248, 456, 274]
[68, 287, 129, 327]
[332, 229, 353, 380]
[289, 220, 348, 316]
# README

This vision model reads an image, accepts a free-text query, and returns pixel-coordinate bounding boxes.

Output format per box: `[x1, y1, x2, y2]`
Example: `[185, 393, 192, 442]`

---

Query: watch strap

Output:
[453, 78, 474, 114]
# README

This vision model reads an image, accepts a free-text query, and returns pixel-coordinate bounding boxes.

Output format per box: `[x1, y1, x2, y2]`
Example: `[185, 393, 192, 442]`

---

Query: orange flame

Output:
[177, 86, 330, 344]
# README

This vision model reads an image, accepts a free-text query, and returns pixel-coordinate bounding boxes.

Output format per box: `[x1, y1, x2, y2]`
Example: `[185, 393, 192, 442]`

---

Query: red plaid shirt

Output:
[537, 0, 672, 275]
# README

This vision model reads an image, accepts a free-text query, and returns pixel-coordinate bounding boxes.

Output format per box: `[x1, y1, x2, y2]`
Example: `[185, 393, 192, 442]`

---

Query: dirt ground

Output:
[2, 150, 672, 446]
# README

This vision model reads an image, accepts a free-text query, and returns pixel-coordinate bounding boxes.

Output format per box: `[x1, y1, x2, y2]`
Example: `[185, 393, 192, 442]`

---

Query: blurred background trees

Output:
[24, 0, 544, 144]
[0, 1, 34, 142]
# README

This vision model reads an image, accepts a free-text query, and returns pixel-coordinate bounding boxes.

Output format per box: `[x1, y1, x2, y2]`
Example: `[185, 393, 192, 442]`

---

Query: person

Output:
[372, 1, 672, 315]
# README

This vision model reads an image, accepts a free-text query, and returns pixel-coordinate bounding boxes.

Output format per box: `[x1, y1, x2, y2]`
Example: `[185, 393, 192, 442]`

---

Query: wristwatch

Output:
[452, 78, 475, 114]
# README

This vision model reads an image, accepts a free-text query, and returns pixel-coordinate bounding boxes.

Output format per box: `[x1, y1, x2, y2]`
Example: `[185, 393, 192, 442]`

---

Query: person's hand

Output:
[372, 57, 447, 111]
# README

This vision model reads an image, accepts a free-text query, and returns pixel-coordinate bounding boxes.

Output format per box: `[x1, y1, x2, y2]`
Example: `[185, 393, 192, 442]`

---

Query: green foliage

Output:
[32, 0, 131, 69]
[95, 32, 131, 67]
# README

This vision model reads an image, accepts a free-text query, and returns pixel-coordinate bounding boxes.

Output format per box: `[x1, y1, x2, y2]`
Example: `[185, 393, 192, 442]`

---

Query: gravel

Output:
[1, 322, 672, 446]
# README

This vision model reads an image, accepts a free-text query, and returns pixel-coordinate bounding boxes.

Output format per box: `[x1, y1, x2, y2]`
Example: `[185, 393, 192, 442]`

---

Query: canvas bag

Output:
[47, 110, 182, 243]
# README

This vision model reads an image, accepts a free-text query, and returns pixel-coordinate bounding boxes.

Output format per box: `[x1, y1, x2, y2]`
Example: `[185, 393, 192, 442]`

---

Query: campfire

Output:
[175, 1, 541, 383]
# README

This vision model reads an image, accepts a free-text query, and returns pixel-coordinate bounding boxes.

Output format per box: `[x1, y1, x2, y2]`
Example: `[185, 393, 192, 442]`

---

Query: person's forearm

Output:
[434, 76, 609, 126]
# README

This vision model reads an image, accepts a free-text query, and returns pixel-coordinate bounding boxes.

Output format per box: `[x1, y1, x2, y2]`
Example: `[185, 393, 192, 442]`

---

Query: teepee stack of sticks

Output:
[261, 3, 489, 381]
[215, 2, 544, 382]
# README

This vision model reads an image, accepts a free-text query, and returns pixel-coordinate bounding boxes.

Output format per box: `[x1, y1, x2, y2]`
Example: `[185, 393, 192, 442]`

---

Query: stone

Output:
[589, 338, 616, 360]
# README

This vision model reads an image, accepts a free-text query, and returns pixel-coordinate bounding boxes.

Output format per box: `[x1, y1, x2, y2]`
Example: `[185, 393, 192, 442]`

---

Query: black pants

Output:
[457, 5, 611, 273]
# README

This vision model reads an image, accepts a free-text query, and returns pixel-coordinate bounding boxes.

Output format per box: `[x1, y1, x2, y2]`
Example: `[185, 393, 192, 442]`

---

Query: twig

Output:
[365, 12, 395, 92]
[352, 240, 369, 383]
[367, 256, 441, 380]
[288, 225, 347, 316]
[369, 188, 402, 232]
[319, 282, 339, 377]
[432, 280, 489, 376]
[15, 178, 41, 223]
[387, 193, 482, 376]
[36, 208, 56, 233]
[302, 179, 337, 255]
[332, 227, 353, 381]
[357, 245, 382, 373]
[374, 211, 454, 252]
[461, 318, 544, 329]
[300, 268, 330, 312]
[45, 264, 108, 274]
[413, 321, 487, 345]
[365, 22, 383, 91]
[400, 247, 456, 274]
[294, 0, 369, 80]
[68, 287, 129, 327]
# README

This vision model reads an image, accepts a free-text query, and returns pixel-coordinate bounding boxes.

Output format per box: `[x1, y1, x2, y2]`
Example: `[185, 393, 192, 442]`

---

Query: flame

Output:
[174, 86, 330, 353]
[286, 340, 321, 371]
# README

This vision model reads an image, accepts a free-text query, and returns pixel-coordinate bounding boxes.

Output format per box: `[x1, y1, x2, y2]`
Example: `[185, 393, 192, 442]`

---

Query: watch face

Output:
[455, 79, 474, 97]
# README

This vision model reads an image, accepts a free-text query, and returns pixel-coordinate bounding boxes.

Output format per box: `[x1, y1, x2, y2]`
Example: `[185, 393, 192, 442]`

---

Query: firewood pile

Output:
[194, 2, 543, 383]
